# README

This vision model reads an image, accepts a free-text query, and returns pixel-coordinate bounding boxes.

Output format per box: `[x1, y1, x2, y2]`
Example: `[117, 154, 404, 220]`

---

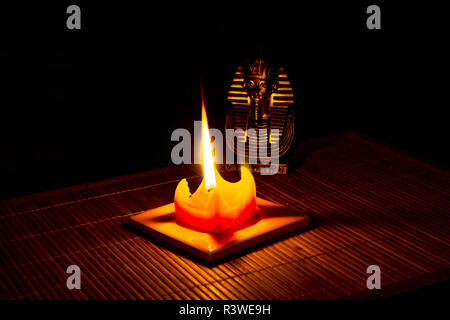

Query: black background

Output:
[0, 298, 448, 318]
[0, 1, 448, 200]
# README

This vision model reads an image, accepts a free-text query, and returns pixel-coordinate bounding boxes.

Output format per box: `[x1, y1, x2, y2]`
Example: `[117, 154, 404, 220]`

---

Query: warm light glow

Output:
[201, 98, 216, 191]
[173, 90, 257, 233]
[174, 164, 257, 233]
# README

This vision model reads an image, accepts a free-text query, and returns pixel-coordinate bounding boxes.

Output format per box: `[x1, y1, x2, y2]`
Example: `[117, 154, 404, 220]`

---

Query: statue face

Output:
[243, 74, 277, 122]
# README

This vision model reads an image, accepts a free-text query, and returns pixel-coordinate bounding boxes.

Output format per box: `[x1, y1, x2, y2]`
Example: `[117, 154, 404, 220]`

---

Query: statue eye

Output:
[260, 82, 267, 88]
[245, 81, 254, 88]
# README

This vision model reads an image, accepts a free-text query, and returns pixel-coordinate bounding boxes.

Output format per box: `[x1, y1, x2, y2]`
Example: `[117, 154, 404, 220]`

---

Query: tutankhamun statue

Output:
[225, 54, 295, 174]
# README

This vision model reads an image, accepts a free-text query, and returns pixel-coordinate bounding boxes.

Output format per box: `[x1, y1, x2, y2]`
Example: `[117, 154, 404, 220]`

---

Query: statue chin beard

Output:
[248, 99, 271, 128]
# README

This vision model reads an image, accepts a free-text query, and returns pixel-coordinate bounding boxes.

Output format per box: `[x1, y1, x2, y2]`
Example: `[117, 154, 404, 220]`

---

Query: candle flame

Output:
[201, 92, 216, 191]
[174, 91, 257, 232]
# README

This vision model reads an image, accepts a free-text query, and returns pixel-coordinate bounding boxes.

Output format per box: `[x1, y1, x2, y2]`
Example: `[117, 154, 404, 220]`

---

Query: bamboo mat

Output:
[0, 131, 449, 299]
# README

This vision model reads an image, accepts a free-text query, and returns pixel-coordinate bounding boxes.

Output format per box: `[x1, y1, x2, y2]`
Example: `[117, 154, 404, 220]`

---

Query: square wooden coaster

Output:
[129, 197, 309, 262]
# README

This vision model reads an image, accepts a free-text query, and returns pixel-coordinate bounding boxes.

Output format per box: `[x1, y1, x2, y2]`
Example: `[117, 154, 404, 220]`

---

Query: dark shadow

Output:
[287, 130, 356, 174]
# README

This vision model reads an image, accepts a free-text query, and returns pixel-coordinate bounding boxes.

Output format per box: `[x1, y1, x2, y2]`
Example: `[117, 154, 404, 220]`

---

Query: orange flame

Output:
[173, 87, 257, 233]
[201, 90, 216, 191]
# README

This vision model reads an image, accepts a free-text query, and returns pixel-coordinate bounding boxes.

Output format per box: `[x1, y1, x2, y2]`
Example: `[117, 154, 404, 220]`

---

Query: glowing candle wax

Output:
[174, 100, 257, 233]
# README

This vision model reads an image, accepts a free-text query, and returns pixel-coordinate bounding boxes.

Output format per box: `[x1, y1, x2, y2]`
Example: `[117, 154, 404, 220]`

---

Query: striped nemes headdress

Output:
[226, 55, 295, 171]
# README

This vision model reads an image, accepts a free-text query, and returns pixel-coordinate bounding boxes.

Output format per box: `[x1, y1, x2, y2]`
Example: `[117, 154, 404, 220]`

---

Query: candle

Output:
[174, 99, 257, 233]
